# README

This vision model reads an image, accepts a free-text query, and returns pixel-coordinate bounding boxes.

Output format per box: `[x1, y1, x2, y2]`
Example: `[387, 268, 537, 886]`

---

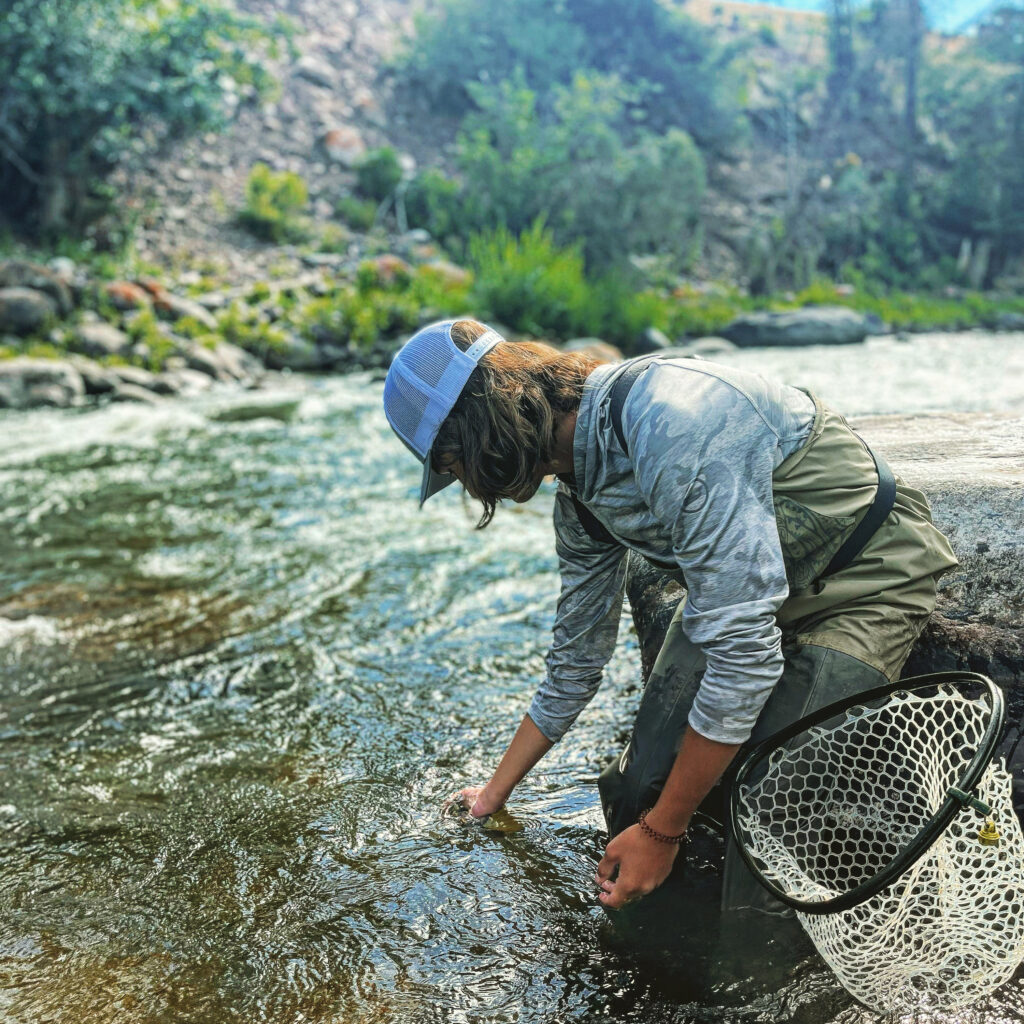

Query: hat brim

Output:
[419, 457, 456, 506]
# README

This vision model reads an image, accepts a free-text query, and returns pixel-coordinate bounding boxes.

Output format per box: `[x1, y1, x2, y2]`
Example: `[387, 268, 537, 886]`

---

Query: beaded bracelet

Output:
[637, 809, 687, 845]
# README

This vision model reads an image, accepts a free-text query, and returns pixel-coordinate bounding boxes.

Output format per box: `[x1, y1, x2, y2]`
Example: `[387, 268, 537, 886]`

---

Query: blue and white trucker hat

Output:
[383, 319, 503, 505]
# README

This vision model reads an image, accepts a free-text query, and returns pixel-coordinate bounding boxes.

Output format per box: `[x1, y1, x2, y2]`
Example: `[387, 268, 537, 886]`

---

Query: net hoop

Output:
[728, 671, 1006, 915]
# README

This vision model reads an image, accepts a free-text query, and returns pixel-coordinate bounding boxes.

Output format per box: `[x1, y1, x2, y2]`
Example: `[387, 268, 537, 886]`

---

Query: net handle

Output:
[728, 671, 1005, 915]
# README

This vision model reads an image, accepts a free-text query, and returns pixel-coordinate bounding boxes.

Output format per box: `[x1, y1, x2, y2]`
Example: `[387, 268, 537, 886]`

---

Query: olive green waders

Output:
[598, 393, 959, 914]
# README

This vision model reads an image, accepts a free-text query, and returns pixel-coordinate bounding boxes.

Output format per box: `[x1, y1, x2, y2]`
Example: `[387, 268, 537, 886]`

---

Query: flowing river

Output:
[2, 332, 1023, 1023]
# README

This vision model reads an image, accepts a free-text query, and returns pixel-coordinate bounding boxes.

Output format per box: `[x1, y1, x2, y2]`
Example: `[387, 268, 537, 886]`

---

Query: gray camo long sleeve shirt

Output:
[526, 358, 817, 746]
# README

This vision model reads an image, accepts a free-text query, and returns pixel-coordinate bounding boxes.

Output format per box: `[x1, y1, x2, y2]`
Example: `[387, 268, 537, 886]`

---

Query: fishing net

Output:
[731, 672, 1024, 1013]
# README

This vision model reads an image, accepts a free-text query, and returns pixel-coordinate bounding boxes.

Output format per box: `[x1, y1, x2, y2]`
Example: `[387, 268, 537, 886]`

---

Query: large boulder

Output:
[0, 359, 85, 409]
[0, 260, 73, 316]
[720, 306, 870, 347]
[0, 288, 58, 336]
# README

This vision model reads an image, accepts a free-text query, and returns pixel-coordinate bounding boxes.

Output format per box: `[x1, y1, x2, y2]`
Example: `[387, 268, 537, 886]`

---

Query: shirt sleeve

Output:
[624, 368, 790, 745]
[527, 489, 629, 743]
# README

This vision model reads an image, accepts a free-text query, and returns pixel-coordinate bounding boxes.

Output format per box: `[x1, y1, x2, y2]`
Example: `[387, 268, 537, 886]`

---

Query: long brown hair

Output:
[433, 320, 602, 527]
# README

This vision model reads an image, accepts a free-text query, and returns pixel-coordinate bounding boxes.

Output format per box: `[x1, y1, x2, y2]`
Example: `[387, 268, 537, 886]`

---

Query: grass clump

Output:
[336, 196, 378, 232]
[217, 301, 290, 359]
[237, 163, 310, 243]
[302, 262, 472, 351]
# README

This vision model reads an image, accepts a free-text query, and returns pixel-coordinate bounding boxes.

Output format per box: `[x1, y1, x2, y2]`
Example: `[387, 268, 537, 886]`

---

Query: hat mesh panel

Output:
[384, 370, 429, 451]
[403, 332, 458, 390]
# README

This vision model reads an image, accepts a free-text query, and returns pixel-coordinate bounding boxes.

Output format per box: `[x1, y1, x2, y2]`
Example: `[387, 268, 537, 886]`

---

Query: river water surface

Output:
[2, 333, 1023, 1023]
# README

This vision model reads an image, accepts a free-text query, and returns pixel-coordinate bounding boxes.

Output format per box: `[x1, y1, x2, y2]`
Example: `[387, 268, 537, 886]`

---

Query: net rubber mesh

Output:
[735, 686, 1024, 1012]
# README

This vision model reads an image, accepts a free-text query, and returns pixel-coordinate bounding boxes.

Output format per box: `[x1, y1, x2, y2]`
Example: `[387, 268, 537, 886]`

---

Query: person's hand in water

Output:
[595, 823, 680, 908]
[442, 786, 503, 819]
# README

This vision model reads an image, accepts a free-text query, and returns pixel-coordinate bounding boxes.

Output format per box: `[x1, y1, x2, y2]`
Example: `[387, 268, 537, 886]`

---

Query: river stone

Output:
[0, 260, 73, 316]
[109, 365, 162, 392]
[262, 334, 328, 371]
[996, 312, 1024, 332]
[159, 368, 214, 395]
[294, 55, 337, 89]
[111, 382, 164, 404]
[0, 288, 58, 336]
[720, 306, 869, 347]
[72, 322, 133, 359]
[68, 356, 119, 395]
[0, 359, 85, 409]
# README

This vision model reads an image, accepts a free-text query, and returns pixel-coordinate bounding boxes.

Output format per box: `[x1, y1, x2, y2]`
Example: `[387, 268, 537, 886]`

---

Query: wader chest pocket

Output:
[773, 494, 856, 590]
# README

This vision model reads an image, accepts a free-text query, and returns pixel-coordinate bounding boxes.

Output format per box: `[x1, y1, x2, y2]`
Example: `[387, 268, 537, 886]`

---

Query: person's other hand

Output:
[594, 823, 680, 908]
[441, 785, 503, 819]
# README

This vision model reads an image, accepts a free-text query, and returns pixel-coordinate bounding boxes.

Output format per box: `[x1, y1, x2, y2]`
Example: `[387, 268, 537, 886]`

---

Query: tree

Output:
[0, 0, 276, 236]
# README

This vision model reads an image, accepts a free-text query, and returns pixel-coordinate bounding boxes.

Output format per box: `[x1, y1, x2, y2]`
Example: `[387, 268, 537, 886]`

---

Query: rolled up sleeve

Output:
[527, 490, 628, 743]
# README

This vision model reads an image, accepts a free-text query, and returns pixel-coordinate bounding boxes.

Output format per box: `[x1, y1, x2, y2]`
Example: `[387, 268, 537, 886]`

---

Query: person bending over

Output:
[382, 318, 957, 912]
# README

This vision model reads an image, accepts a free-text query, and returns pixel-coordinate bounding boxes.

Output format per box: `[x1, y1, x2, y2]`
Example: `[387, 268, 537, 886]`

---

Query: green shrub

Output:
[467, 221, 595, 339]
[404, 169, 462, 245]
[317, 223, 351, 254]
[299, 264, 471, 351]
[456, 75, 706, 271]
[217, 301, 290, 358]
[355, 148, 404, 201]
[336, 196, 378, 232]
[237, 163, 310, 243]
[397, 0, 746, 154]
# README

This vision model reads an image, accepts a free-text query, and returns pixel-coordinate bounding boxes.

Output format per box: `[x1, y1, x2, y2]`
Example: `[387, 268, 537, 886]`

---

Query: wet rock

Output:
[159, 367, 214, 395]
[0, 260, 73, 316]
[180, 340, 262, 382]
[0, 359, 85, 409]
[111, 381, 164, 404]
[563, 338, 624, 363]
[262, 334, 327, 371]
[68, 357, 120, 395]
[207, 396, 301, 423]
[721, 307, 869, 347]
[0, 288, 58, 336]
[72, 322, 133, 359]
[109, 365, 163, 392]
[318, 126, 366, 167]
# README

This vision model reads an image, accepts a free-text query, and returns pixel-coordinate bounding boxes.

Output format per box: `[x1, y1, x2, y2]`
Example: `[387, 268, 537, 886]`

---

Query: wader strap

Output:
[569, 356, 662, 547]
[821, 451, 896, 577]
[570, 495, 617, 546]
[610, 356, 662, 454]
